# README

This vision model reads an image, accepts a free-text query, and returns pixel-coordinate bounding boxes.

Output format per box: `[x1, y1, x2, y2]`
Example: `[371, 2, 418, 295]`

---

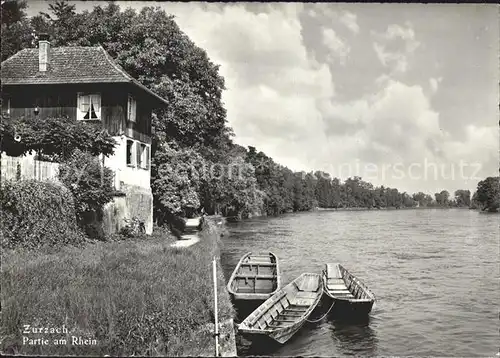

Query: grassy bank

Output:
[1, 220, 235, 356]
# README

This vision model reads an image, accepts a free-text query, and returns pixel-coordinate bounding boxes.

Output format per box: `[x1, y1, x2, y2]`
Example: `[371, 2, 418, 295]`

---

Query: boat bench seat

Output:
[247, 290, 287, 326]
[334, 294, 355, 299]
[236, 274, 275, 279]
[242, 263, 276, 266]
[332, 290, 355, 297]
[275, 317, 296, 322]
[331, 291, 353, 296]
[236, 287, 273, 293]
[326, 281, 347, 290]
[295, 291, 318, 299]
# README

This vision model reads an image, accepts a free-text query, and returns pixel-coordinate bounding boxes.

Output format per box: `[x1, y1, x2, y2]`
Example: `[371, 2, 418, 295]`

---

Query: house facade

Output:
[1, 37, 168, 234]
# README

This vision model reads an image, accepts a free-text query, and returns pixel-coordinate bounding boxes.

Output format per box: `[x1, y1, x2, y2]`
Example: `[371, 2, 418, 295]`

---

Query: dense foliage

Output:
[454, 189, 471, 207]
[0, 179, 85, 249]
[1, 111, 117, 241]
[201, 155, 264, 218]
[1, 115, 116, 160]
[0, 1, 35, 62]
[152, 142, 204, 219]
[475, 176, 500, 212]
[152, 141, 264, 221]
[58, 150, 115, 239]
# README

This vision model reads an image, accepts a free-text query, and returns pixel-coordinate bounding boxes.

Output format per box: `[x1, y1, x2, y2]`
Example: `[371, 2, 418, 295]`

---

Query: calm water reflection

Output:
[220, 209, 499, 356]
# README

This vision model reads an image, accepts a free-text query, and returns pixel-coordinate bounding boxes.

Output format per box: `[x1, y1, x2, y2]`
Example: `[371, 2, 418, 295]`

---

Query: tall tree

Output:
[454, 189, 471, 207]
[476, 177, 500, 212]
[435, 190, 450, 207]
[1, 0, 34, 61]
[413, 192, 427, 207]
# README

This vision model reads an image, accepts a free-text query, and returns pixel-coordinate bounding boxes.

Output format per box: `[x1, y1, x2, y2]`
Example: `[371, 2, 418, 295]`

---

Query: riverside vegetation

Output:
[1, 0, 499, 356]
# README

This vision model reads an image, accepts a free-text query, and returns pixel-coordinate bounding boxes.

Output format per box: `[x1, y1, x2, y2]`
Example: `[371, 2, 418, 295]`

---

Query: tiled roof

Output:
[1, 46, 168, 105]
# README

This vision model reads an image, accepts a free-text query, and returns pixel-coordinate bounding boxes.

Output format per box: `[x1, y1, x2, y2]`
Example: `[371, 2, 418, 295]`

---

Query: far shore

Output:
[314, 206, 473, 211]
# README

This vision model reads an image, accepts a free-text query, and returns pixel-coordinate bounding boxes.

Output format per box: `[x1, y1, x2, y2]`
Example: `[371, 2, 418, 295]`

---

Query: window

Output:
[137, 143, 150, 169]
[127, 95, 137, 122]
[126, 139, 150, 170]
[77, 93, 101, 121]
[126, 139, 135, 166]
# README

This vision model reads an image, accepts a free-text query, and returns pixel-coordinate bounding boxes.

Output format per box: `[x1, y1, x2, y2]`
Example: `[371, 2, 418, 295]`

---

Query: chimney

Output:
[38, 33, 50, 72]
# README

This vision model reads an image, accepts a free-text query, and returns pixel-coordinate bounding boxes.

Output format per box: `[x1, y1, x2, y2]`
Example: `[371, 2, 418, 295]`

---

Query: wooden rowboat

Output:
[322, 263, 375, 316]
[237, 273, 323, 344]
[227, 252, 281, 302]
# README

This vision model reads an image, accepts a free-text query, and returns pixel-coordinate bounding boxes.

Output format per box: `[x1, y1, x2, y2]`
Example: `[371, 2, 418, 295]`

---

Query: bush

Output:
[0, 179, 85, 250]
[59, 150, 115, 240]
[119, 217, 146, 238]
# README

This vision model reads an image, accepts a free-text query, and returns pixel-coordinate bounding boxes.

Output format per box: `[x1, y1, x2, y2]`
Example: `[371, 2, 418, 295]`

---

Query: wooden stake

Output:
[213, 257, 219, 357]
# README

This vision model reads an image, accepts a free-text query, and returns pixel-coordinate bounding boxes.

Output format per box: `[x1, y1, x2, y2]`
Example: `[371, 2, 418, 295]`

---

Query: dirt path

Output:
[170, 234, 200, 248]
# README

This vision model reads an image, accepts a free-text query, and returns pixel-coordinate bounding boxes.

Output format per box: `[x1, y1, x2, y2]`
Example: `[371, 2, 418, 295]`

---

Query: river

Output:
[220, 209, 499, 357]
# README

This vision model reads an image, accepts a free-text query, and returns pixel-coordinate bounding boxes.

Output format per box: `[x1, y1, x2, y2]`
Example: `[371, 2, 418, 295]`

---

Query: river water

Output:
[220, 209, 499, 357]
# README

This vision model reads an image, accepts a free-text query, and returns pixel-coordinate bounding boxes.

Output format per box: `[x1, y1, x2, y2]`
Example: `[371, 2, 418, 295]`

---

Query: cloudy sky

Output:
[27, 2, 499, 195]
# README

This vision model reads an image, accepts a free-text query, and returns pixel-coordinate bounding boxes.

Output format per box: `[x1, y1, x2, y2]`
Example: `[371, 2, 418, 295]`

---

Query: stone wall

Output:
[102, 184, 153, 235]
[102, 195, 128, 235]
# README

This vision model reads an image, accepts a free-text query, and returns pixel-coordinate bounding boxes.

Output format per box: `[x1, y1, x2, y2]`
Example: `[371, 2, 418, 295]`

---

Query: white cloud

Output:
[167, 4, 494, 193]
[429, 77, 443, 94]
[306, 3, 337, 20]
[322, 80, 444, 162]
[373, 42, 409, 72]
[385, 23, 418, 47]
[322, 27, 350, 65]
[442, 125, 498, 164]
[372, 22, 420, 73]
[163, 4, 334, 157]
[306, 5, 359, 34]
[340, 11, 359, 34]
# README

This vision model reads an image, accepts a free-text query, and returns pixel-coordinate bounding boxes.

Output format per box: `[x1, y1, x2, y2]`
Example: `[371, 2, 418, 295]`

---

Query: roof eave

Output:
[130, 80, 169, 108]
[1, 80, 168, 107]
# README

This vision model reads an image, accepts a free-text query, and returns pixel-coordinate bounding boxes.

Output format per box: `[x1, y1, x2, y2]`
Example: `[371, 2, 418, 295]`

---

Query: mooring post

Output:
[213, 256, 219, 357]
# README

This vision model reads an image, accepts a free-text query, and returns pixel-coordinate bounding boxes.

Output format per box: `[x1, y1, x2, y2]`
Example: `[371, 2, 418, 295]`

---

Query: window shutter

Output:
[132, 98, 137, 122]
[128, 95, 137, 122]
[136, 141, 141, 167]
[126, 139, 135, 166]
[77, 93, 82, 111]
[146, 146, 150, 170]
[128, 96, 132, 120]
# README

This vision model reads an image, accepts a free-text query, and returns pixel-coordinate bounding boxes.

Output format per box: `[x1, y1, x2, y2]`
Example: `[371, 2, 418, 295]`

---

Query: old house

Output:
[1, 36, 168, 234]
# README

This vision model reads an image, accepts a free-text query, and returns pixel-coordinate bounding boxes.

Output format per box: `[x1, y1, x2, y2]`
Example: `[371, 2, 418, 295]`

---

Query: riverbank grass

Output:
[1, 220, 234, 356]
